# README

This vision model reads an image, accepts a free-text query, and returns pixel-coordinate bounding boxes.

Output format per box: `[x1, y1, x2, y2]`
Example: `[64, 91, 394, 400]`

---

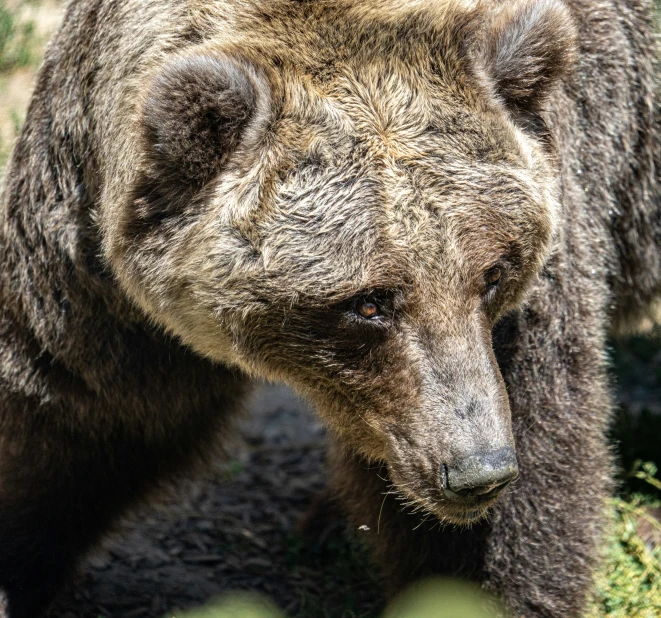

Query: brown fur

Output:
[0, 1, 659, 617]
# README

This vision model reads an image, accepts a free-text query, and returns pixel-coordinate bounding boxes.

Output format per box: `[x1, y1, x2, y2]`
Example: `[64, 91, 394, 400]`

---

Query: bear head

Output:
[106, 0, 576, 524]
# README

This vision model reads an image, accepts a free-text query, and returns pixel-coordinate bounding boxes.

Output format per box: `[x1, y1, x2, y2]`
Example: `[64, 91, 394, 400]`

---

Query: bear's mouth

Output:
[436, 502, 494, 526]
[389, 476, 501, 527]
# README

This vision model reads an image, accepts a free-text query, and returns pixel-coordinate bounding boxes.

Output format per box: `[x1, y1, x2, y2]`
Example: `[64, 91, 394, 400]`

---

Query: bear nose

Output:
[443, 447, 518, 501]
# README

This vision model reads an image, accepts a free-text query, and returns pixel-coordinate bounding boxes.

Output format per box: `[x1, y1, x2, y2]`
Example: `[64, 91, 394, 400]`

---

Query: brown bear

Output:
[1, 0, 659, 616]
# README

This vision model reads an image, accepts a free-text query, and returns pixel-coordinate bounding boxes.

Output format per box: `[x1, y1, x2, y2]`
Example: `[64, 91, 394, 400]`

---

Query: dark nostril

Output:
[443, 447, 518, 500]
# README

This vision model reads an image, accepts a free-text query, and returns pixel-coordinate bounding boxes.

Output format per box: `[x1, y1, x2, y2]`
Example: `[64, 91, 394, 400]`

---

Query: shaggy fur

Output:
[0, 1, 659, 617]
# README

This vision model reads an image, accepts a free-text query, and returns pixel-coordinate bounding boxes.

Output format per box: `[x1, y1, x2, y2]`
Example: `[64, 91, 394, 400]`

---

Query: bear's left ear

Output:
[141, 53, 268, 188]
[479, 0, 577, 113]
[128, 53, 270, 231]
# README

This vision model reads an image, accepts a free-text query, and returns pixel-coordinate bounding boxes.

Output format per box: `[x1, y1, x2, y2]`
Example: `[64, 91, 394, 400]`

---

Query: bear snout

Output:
[442, 447, 519, 502]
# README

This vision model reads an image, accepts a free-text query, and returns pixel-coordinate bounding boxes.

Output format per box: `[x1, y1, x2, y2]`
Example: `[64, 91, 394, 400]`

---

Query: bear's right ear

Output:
[133, 54, 268, 224]
[479, 0, 577, 114]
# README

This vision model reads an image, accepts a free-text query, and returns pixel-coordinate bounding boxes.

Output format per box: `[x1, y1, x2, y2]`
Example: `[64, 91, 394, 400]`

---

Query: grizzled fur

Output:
[1, 1, 660, 617]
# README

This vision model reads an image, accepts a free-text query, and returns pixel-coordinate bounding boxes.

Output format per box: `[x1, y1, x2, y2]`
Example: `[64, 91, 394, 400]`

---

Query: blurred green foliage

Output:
[0, 1, 39, 72]
[171, 593, 284, 618]
[172, 581, 501, 618]
[384, 580, 504, 618]
[0, 0, 43, 168]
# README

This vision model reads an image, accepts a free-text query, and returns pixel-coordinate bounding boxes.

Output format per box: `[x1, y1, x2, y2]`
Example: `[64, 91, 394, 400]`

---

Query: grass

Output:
[0, 0, 47, 168]
[588, 470, 661, 617]
[1, 1, 661, 616]
[0, 1, 39, 72]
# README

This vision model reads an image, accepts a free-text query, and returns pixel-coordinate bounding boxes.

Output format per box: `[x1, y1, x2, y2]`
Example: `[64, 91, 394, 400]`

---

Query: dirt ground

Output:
[47, 385, 383, 618]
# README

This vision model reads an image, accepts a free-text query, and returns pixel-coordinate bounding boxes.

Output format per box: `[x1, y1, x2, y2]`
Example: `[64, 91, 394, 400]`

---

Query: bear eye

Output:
[355, 298, 381, 320]
[484, 267, 502, 288]
[341, 289, 395, 324]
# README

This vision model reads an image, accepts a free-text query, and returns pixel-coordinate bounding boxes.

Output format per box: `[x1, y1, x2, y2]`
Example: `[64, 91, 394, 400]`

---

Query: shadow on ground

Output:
[48, 385, 383, 618]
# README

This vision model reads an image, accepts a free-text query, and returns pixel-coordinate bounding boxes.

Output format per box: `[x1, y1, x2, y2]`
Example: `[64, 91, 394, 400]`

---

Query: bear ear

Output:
[140, 53, 266, 186]
[130, 53, 269, 229]
[480, 0, 577, 113]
